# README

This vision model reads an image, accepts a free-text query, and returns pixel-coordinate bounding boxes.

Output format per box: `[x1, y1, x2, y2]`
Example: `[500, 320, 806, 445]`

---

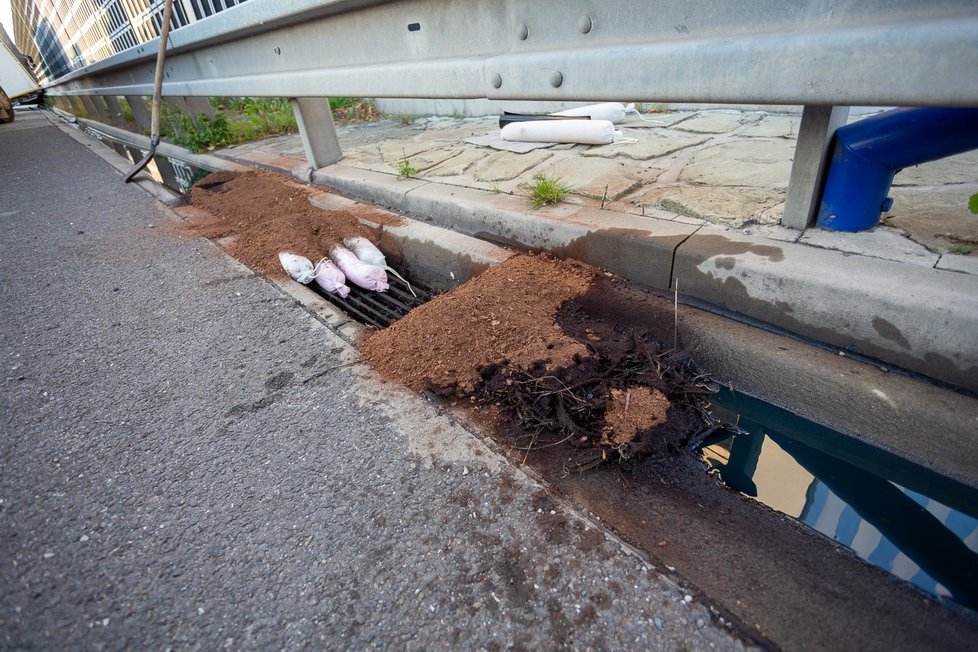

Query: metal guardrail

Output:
[40, 0, 978, 228]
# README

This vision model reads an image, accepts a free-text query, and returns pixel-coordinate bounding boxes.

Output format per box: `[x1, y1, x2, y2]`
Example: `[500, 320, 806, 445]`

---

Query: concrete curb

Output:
[674, 225, 978, 393]
[678, 300, 978, 492]
[311, 163, 978, 394]
[313, 166, 696, 291]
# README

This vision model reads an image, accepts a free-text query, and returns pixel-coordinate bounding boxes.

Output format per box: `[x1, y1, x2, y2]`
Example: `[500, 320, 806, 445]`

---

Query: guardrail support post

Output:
[125, 95, 152, 131]
[65, 97, 84, 116]
[291, 97, 342, 169]
[101, 95, 126, 128]
[79, 95, 102, 122]
[167, 97, 214, 127]
[782, 105, 850, 230]
[154, 156, 183, 190]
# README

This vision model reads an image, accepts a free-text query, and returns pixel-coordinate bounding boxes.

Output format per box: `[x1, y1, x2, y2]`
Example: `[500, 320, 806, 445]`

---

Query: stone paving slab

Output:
[674, 110, 757, 134]
[883, 185, 978, 253]
[582, 129, 709, 161]
[534, 157, 649, 201]
[473, 149, 553, 182]
[892, 150, 978, 186]
[681, 140, 795, 190]
[422, 148, 489, 177]
[740, 114, 800, 139]
[937, 253, 978, 275]
[621, 111, 696, 128]
[799, 226, 940, 267]
[214, 106, 977, 268]
[632, 185, 784, 224]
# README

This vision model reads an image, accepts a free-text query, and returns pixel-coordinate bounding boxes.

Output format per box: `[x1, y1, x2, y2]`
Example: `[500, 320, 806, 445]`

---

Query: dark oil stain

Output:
[264, 371, 294, 391]
[224, 395, 275, 419]
[692, 234, 785, 262]
[497, 545, 535, 609]
[377, 226, 492, 290]
[871, 317, 912, 350]
[472, 227, 687, 291]
[555, 227, 689, 290]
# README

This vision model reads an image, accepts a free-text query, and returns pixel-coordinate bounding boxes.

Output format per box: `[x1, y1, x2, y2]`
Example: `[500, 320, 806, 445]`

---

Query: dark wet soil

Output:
[487, 280, 978, 651]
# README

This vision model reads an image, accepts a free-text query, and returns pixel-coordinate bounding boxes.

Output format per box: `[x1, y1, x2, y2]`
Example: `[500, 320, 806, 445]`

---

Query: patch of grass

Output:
[396, 158, 417, 179]
[948, 244, 974, 255]
[969, 192, 978, 215]
[160, 97, 380, 153]
[161, 105, 233, 153]
[528, 173, 572, 209]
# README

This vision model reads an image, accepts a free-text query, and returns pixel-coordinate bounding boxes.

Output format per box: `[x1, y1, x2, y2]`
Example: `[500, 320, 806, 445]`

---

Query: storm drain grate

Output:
[309, 274, 434, 328]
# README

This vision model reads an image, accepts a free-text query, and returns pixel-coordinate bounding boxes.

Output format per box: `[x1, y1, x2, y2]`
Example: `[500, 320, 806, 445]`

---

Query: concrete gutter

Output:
[310, 164, 978, 395]
[51, 113, 978, 488]
[308, 169, 978, 491]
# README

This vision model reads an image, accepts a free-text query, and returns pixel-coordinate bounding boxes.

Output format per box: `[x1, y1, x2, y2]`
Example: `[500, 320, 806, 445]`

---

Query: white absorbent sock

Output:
[553, 102, 628, 123]
[278, 252, 316, 284]
[552, 102, 663, 125]
[501, 119, 620, 145]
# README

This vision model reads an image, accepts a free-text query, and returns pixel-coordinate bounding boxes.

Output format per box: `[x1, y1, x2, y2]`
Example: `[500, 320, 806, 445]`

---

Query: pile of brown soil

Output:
[363, 253, 715, 463]
[362, 253, 597, 394]
[183, 170, 401, 278]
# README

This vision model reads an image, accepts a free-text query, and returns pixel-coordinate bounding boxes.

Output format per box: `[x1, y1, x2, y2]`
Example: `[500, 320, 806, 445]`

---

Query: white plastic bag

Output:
[278, 252, 316, 284]
[329, 244, 389, 292]
[501, 119, 618, 145]
[343, 236, 386, 268]
[553, 102, 628, 124]
[313, 258, 351, 298]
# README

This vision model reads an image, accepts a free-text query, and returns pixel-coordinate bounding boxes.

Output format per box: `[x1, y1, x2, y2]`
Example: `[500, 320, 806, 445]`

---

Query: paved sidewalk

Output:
[219, 107, 978, 274]
[1, 111, 751, 649]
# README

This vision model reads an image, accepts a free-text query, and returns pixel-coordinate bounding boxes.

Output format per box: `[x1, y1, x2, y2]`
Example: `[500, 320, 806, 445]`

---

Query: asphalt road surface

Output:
[0, 110, 751, 649]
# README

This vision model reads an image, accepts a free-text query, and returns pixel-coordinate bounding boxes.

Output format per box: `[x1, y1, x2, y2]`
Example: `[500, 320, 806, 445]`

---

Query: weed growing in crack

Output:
[396, 150, 418, 179]
[529, 173, 571, 209]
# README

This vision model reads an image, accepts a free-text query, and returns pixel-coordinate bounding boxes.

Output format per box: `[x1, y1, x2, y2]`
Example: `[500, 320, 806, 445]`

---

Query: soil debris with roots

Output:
[362, 253, 719, 466]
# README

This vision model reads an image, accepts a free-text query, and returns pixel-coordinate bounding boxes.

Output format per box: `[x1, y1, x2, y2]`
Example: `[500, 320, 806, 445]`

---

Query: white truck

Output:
[0, 25, 40, 123]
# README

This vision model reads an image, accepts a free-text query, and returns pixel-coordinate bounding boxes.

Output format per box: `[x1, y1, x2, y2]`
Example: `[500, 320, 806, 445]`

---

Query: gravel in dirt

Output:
[184, 170, 401, 278]
[361, 253, 597, 394]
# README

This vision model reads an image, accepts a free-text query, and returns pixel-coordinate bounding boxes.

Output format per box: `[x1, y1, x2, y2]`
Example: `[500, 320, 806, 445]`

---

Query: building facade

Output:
[9, 0, 247, 83]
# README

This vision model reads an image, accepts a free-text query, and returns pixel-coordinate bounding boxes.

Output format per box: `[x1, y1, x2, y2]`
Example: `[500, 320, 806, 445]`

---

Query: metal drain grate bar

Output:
[309, 274, 434, 328]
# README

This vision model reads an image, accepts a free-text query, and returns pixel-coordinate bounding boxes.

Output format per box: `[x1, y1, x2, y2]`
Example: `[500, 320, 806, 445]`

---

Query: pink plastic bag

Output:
[329, 244, 389, 292]
[313, 258, 350, 298]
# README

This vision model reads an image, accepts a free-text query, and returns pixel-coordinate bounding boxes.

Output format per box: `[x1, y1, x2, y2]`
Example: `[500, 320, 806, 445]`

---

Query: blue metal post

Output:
[817, 108, 978, 231]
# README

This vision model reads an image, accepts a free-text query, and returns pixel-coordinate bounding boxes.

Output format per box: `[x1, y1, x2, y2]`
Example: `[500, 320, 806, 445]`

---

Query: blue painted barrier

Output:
[817, 108, 978, 231]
